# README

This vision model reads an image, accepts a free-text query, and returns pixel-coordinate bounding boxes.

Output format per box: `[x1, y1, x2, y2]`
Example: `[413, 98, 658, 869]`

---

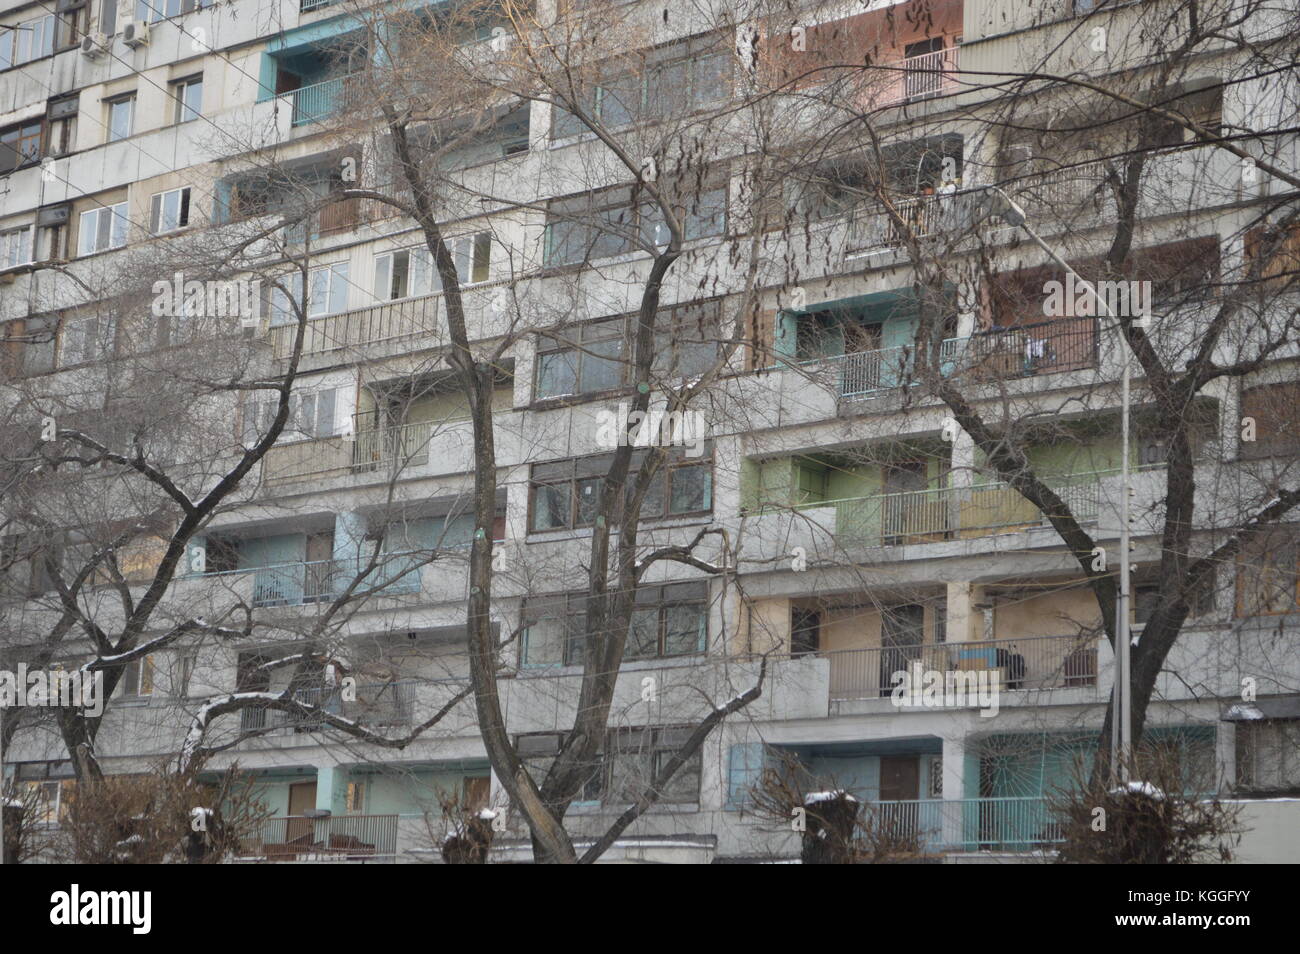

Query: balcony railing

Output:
[232, 553, 424, 609]
[870, 797, 1064, 853]
[269, 294, 440, 359]
[283, 74, 360, 127]
[239, 680, 417, 734]
[847, 192, 950, 252]
[262, 419, 436, 483]
[245, 813, 399, 862]
[823, 633, 1102, 701]
[946, 316, 1099, 379]
[821, 317, 1099, 400]
[797, 470, 1103, 545]
[870, 45, 961, 108]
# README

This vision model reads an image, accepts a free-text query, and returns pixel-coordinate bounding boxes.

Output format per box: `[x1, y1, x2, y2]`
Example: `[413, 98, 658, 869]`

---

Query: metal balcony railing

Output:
[945, 316, 1100, 379]
[246, 813, 398, 862]
[269, 294, 440, 359]
[238, 681, 417, 734]
[898, 46, 961, 102]
[869, 797, 1064, 853]
[283, 74, 360, 127]
[796, 470, 1103, 545]
[847, 192, 951, 252]
[242, 552, 425, 608]
[819, 317, 1098, 401]
[261, 418, 436, 483]
[823, 633, 1102, 701]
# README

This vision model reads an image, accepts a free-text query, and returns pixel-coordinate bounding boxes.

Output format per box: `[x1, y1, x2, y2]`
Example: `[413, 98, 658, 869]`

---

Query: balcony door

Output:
[303, 531, 334, 602]
[879, 755, 920, 801]
[286, 782, 317, 845]
[878, 603, 925, 696]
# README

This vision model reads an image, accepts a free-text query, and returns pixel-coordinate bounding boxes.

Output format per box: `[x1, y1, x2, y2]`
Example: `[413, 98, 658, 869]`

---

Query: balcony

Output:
[269, 294, 440, 359]
[281, 75, 361, 128]
[795, 470, 1103, 546]
[243, 813, 398, 862]
[262, 419, 435, 484]
[823, 633, 1102, 701]
[847, 192, 949, 253]
[879, 45, 962, 107]
[871, 796, 1064, 854]
[820, 316, 1099, 400]
[238, 680, 417, 733]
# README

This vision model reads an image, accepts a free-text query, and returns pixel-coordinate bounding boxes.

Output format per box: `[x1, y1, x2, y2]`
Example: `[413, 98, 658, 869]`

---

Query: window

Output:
[14, 762, 76, 826]
[1240, 382, 1300, 460]
[242, 387, 340, 444]
[99, 0, 118, 35]
[627, 582, 708, 659]
[513, 726, 701, 806]
[515, 732, 604, 802]
[1, 532, 62, 597]
[106, 94, 135, 142]
[345, 781, 366, 812]
[372, 233, 491, 301]
[1236, 537, 1299, 617]
[46, 96, 78, 156]
[115, 655, 155, 698]
[135, 0, 213, 23]
[528, 449, 712, 532]
[1, 316, 57, 377]
[534, 319, 626, 399]
[0, 225, 33, 269]
[172, 76, 203, 123]
[59, 315, 115, 367]
[149, 186, 191, 234]
[268, 263, 350, 323]
[552, 35, 730, 137]
[0, 14, 56, 69]
[1134, 573, 1214, 624]
[525, 447, 712, 530]
[543, 184, 727, 267]
[1237, 720, 1300, 794]
[57, 0, 88, 48]
[605, 726, 701, 805]
[0, 120, 43, 173]
[535, 300, 722, 399]
[78, 202, 128, 255]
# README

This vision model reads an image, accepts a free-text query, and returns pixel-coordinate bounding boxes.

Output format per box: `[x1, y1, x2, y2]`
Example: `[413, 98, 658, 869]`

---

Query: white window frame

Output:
[0, 224, 34, 269]
[149, 186, 192, 235]
[172, 75, 203, 123]
[372, 232, 491, 302]
[270, 263, 350, 324]
[78, 202, 129, 256]
[59, 315, 115, 367]
[106, 93, 135, 143]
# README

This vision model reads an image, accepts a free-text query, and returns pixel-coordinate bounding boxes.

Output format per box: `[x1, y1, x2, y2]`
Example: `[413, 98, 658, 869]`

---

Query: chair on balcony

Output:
[1063, 646, 1098, 687]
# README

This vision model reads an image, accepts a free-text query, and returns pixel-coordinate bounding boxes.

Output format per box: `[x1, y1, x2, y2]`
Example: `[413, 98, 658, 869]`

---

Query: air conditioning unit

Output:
[122, 20, 150, 47]
[79, 33, 108, 58]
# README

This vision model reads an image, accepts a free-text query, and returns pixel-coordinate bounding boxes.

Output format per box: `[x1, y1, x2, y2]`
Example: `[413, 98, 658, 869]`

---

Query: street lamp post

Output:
[977, 187, 1134, 784]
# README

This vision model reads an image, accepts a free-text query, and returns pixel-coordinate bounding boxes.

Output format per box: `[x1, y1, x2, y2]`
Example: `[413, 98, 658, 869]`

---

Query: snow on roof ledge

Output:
[804, 790, 857, 805]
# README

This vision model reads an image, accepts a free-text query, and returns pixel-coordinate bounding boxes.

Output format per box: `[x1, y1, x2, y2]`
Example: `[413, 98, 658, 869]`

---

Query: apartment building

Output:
[2, 0, 1298, 863]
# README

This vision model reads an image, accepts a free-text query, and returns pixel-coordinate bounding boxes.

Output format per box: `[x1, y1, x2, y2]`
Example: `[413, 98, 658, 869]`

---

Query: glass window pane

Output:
[110, 204, 128, 247]
[578, 337, 623, 392]
[328, 264, 349, 313]
[628, 607, 659, 658]
[664, 603, 705, 655]
[536, 349, 578, 398]
[670, 464, 711, 514]
[575, 476, 602, 526]
[531, 483, 571, 531]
